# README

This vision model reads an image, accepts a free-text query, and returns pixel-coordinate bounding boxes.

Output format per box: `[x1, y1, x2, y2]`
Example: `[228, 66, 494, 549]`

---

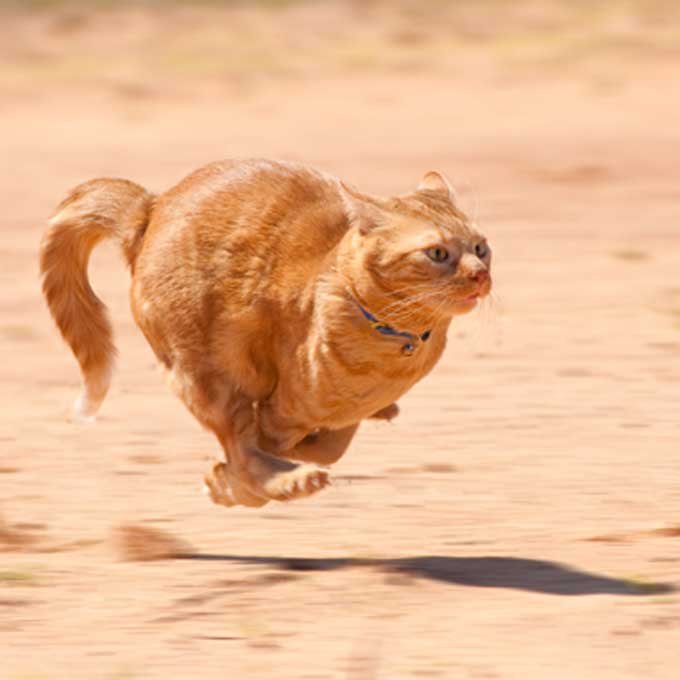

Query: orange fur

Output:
[40, 179, 153, 420]
[40, 159, 491, 508]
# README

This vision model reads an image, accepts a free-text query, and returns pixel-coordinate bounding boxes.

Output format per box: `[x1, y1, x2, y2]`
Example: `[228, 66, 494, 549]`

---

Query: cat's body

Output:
[40, 159, 491, 508]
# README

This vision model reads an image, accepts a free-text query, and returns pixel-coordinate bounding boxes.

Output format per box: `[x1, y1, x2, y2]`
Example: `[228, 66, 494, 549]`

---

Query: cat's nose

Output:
[471, 269, 489, 284]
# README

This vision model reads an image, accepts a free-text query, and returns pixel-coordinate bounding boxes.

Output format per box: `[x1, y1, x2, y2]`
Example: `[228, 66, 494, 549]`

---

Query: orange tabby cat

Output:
[40, 159, 491, 508]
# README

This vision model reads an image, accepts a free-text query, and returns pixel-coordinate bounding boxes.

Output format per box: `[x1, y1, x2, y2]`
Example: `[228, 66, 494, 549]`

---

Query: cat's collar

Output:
[352, 298, 431, 357]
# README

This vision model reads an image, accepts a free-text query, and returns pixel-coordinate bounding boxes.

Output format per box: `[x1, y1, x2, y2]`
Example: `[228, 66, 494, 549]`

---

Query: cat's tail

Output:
[40, 178, 154, 421]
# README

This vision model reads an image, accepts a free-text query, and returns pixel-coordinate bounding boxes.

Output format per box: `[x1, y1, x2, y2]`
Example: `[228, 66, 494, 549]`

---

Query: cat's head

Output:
[340, 171, 492, 329]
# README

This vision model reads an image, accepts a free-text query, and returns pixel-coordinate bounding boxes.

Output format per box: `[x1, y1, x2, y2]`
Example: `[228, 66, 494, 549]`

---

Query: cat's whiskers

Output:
[379, 281, 442, 300]
[377, 284, 446, 312]
[383, 280, 495, 332]
[334, 276, 435, 312]
[378, 280, 464, 317]
[428, 291, 454, 328]
[459, 288, 500, 352]
[377, 287, 452, 329]
[377, 287, 448, 318]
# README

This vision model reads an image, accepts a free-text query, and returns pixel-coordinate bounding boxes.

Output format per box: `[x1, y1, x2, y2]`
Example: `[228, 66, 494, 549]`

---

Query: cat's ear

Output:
[340, 182, 384, 235]
[418, 171, 455, 198]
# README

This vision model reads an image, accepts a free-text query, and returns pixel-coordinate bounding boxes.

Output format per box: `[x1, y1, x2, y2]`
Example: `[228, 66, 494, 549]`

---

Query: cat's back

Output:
[143, 159, 349, 263]
[131, 159, 351, 374]
[132, 159, 351, 358]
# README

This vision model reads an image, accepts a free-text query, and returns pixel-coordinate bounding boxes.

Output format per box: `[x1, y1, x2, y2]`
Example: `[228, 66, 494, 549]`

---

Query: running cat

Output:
[40, 159, 492, 508]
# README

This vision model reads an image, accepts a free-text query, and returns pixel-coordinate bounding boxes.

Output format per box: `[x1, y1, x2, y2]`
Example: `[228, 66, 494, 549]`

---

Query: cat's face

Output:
[343, 172, 492, 325]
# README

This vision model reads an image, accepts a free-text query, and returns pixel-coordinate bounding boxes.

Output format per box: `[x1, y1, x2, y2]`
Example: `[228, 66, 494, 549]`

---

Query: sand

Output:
[1, 2, 679, 678]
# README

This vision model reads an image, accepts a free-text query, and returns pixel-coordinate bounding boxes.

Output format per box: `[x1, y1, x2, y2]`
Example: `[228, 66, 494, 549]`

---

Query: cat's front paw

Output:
[369, 402, 400, 421]
[262, 464, 331, 502]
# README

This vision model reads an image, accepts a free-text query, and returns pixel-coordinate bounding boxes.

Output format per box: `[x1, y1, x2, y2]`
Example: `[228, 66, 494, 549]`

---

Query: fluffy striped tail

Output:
[40, 178, 154, 420]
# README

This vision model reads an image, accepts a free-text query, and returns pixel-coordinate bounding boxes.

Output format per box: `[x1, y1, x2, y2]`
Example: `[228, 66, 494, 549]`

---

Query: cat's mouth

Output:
[453, 282, 491, 308]
[464, 273, 492, 303]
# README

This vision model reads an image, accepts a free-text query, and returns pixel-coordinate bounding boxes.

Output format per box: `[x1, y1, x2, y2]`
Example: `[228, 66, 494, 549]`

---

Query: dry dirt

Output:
[1, 2, 680, 678]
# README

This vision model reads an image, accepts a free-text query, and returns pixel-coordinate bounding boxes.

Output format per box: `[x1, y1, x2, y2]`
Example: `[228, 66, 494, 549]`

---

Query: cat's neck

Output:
[317, 231, 447, 337]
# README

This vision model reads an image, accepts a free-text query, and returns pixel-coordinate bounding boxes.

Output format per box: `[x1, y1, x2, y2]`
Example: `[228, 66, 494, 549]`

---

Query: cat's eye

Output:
[475, 241, 489, 259]
[426, 247, 449, 263]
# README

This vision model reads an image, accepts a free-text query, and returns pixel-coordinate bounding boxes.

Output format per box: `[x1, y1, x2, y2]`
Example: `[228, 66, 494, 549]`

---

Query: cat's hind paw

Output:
[204, 463, 270, 509]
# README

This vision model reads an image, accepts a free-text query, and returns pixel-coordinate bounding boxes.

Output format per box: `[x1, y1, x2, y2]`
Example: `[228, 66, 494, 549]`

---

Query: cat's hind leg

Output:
[209, 420, 332, 507]
[162, 365, 269, 508]
[171, 371, 330, 507]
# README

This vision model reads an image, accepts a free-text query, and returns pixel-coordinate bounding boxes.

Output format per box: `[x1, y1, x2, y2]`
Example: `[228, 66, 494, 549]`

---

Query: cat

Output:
[40, 159, 492, 509]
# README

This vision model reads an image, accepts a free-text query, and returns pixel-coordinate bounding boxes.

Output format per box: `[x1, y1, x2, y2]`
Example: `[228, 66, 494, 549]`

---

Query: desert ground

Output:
[1, 2, 680, 678]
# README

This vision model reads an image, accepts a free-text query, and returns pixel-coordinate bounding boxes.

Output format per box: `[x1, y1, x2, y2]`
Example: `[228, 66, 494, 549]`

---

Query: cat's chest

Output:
[300, 335, 444, 427]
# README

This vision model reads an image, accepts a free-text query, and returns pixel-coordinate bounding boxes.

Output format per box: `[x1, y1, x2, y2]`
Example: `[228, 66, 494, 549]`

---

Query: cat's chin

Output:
[450, 294, 480, 314]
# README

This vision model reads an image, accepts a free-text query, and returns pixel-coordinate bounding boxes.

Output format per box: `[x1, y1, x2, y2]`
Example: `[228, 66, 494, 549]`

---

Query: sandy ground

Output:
[2, 2, 680, 678]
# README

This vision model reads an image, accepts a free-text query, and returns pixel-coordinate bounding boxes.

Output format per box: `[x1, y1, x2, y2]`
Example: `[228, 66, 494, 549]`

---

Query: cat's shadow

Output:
[179, 553, 675, 596]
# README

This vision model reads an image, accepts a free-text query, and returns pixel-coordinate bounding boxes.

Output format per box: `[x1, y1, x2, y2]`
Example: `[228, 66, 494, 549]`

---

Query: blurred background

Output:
[3, 0, 680, 208]
[2, 2, 680, 679]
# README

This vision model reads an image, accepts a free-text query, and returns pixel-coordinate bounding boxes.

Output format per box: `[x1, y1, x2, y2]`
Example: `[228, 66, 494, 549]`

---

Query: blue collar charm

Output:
[355, 301, 431, 356]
